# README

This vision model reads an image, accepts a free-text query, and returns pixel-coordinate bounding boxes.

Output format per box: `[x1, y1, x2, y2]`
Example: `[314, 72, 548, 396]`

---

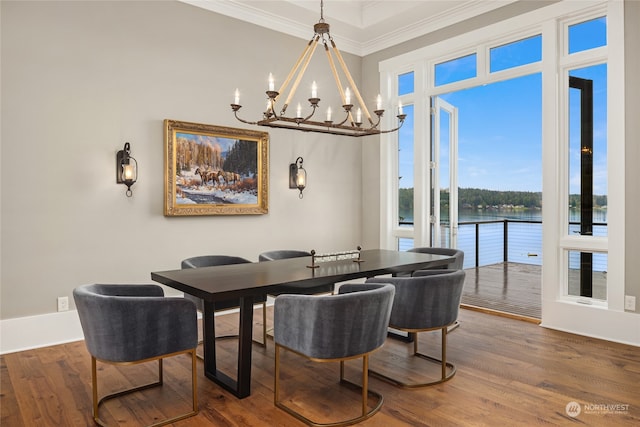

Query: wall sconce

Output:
[116, 142, 137, 197]
[289, 156, 306, 198]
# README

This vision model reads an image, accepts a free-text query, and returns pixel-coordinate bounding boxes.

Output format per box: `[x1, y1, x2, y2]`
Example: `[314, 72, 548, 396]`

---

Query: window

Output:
[435, 54, 477, 86]
[398, 72, 414, 96]
[568, 17, 606, 54]
[564, 15, 608, 301]
[567, 250, 607, 300]
[398, 104, 414, 227]
[568, 64, 608, 237]
[490, 35, 542, 72]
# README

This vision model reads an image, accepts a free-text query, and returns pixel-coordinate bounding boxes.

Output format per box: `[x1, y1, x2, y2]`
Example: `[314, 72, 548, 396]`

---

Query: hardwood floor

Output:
[2, 307, 640, 426]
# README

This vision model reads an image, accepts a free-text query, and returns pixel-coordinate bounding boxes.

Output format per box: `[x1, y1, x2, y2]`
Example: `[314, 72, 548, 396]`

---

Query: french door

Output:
[431, 96, 459, 248]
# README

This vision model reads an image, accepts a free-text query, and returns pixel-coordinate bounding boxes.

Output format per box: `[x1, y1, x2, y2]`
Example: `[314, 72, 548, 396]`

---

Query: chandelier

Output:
[230, 0, 406, 137]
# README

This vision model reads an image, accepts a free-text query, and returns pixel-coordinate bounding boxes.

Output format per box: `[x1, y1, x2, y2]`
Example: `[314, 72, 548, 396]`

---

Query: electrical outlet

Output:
[57, 296, 69, 312]
[624, 295, 636, 311]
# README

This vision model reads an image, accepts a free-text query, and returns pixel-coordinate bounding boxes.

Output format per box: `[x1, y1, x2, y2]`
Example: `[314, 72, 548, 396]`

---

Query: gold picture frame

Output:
[164, 120, 269, 216]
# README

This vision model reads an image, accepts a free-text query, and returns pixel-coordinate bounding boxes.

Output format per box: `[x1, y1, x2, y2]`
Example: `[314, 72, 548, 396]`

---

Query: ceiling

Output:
[180, 0, 517, 56]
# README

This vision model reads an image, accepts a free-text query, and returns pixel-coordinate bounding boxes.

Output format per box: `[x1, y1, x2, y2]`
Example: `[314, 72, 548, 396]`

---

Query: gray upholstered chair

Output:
[274, 283, 395, 427]
[409, 247, 465, 271]
[391, 247, 464, 334]
[181, 255, 267, 348]
[258, 250, 335, 295]
[73, 284, 198, 427]
[366, 269, 465, 387]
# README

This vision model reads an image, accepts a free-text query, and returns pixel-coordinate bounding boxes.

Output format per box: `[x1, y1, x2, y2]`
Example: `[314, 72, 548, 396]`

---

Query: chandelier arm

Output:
[369, 114, 382, 129]
[283, 36, 321, 112]
[376, 118, 406, 134]
[233, 109, 258, 125]
[301, 104, 319, 122]
[279, 36, 318, 104]
[330, 39, 374, 125]
[268, 97, 281, 120]
[335, 112, 351, 127]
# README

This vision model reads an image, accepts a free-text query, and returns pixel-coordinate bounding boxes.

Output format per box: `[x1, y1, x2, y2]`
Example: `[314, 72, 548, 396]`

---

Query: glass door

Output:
[431, 96, 459, 248]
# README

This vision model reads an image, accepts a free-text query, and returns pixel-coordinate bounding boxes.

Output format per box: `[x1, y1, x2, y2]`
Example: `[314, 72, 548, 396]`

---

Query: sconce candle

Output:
[376, 94, 382, 110]
[234, 88, 240, 105]
[116, 142, 138, 197]
[289, 157, 307, 198]
[311, 81, 318, 98]
[345, 88, 351, 105]
[398, 100, 403, 115]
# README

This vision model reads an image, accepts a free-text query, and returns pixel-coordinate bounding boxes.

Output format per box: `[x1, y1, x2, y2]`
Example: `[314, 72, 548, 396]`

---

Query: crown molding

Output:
[179, 0, 517, 57]
[361, 1, 518, 56]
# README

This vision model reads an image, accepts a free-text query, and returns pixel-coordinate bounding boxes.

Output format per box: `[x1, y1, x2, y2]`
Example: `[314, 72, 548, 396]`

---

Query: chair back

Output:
[274, 283, 395, 359]
[180, 255, 261, 311]
[258, 250, 310, 262]
[73, 284, 197, 363]
[367, 269, 465, 330]
[409, 247, 464, 270]
[181, 255, 251, 269]
[259, 250, 335, 295]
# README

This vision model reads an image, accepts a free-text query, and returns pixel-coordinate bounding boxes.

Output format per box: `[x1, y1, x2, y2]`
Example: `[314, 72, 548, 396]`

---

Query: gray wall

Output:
[0, 1, 363, 319]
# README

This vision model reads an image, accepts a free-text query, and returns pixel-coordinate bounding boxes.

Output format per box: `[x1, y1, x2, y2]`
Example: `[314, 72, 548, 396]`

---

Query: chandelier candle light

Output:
[230, 0, 406, 137]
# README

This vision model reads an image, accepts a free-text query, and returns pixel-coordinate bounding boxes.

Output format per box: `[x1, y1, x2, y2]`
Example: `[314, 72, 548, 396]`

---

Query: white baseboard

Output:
[1, 300, 277, 355]
[0, 310, 84, 355]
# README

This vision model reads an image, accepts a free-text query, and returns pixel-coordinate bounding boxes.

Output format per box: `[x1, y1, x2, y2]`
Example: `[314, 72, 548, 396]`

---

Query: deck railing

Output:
[399, 219, 608, 270]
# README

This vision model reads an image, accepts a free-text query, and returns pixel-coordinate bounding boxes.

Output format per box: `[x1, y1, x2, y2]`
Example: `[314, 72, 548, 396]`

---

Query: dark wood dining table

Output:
[151, 249, 453, 398]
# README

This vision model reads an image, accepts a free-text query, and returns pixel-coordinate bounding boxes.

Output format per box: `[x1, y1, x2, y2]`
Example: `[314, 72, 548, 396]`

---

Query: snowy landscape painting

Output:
[164, 120, 269, 216]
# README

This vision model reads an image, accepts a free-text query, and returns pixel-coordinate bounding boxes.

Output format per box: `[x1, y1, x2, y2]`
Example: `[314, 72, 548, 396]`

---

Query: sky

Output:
[398, 17, 607, 195]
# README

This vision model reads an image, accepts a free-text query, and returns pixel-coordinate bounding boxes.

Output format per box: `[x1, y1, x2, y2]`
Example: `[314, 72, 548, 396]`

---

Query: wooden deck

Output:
[461, 262, 542, 321]
[462, 262, 608, 322]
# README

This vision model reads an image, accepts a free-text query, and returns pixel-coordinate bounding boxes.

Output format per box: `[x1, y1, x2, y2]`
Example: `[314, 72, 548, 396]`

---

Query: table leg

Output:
[203, 300, 217, 375]
[236, 296, 254, 397]
[202, 297, 254, 399]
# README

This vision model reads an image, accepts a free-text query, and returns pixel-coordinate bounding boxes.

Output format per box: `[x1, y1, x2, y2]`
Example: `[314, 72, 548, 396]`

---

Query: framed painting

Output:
[164, 120, 269, 216]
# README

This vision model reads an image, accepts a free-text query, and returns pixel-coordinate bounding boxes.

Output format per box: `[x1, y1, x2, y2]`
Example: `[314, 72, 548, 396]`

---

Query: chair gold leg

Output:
[448, 320, 461, 332]
[361, 355, 368, 416]
[276, 346, 383, 427]
[262, 301, 268, 347]
[90, 349, 198, 427]
[91, 356, 99, 424]
[191, 350, 198, 413]
[369, 327, 456, 388]
[274, 344, 281, 406]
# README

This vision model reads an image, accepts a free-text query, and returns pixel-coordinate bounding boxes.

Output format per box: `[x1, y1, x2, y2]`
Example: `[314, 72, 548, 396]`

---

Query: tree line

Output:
[399, 187, 607, 211]
[176, 138, 257, 176]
